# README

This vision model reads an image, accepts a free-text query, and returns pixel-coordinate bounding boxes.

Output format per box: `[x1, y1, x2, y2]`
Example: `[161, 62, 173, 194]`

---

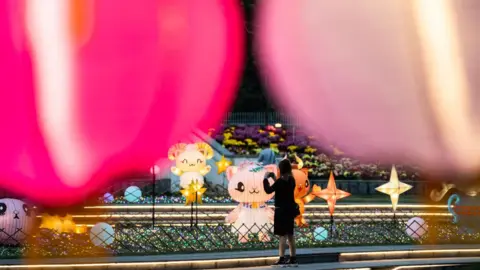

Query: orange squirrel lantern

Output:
[291, 155, 321, 227]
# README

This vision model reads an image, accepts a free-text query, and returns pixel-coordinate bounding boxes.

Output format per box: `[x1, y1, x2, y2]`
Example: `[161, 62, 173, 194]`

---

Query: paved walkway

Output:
[1, 244, 479, 266]
[221, 257, 480, 270]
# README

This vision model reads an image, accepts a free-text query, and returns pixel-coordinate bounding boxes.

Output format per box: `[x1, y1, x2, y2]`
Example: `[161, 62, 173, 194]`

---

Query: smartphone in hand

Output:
[264, 172, 276, 180]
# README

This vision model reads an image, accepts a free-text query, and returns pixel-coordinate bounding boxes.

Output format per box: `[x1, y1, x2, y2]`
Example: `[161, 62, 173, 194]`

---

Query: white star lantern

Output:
[376, 166, 412, 212]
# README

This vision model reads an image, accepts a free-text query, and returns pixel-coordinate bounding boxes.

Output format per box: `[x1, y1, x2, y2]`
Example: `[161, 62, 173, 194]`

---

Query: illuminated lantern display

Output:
[124, 186, 142, 203]
[90, 222, 115, 247]
[313, 226, 328, 241]
[180, 180, 207, 205]
[447, 194, 480, 231]
[39, 214, 77, 233]
[0, 0, 244, 205]
[168, 143, 214, 189]
[225, 162, 277, 242]
[0, 199, 34, 244]
[291, 155, 321, 227]
[103, 192, 114, 204]
[216, 155, 232, 175]
[313, 172, 350, 216]
[406, 217, 427, 239]
[257, 0, 480, 174]
[375, 166, 412, 212]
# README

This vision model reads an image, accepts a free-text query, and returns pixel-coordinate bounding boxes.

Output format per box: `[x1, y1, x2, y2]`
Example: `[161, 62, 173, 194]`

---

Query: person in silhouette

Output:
[263, 158, 299, 267]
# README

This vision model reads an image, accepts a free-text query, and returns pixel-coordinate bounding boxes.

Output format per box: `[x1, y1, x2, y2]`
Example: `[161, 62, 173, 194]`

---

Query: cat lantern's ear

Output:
[226, 166, 238, 181]
[264, 164, 279, 178]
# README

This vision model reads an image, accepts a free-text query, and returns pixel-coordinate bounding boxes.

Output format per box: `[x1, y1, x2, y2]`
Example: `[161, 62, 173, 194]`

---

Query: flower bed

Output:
[212, 125, 420, 180]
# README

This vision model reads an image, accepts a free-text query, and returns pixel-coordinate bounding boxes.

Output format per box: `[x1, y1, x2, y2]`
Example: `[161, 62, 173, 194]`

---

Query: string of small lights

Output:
[102, 195, 273, 204]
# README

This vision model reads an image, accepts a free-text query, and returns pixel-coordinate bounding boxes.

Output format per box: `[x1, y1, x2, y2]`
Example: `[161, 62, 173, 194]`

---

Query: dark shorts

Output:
[274, 208, 294, 236]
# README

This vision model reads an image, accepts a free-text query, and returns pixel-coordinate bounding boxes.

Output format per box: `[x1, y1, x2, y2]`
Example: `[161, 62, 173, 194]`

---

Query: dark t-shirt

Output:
[263, 174, 296, 209]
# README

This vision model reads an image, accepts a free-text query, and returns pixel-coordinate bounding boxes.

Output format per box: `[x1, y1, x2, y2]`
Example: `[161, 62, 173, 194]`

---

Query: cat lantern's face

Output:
[176, 148, 209, 173]
[292, 168, 310, 198]
[226, 163, 277, 203]
[168, 143, 214, 173]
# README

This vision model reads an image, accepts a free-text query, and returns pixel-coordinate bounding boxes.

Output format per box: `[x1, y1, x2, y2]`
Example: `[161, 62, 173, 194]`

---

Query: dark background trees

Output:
[231, 0, 273, 113]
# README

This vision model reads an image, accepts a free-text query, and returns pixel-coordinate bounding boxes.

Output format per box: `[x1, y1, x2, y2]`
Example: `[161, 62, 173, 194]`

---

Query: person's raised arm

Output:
[263, 172, 277, 194]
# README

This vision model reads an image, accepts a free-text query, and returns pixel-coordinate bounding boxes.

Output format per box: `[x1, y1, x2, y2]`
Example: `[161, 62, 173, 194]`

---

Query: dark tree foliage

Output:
[231, 0, 274, 112]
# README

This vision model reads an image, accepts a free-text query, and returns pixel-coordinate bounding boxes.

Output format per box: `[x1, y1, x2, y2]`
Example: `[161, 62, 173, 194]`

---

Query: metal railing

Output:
[0, 195, 477, 258]
[223, 112, 299, 126]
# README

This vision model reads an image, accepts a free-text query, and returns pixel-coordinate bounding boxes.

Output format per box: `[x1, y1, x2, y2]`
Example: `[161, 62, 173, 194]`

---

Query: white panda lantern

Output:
[0, 198, 35, 245]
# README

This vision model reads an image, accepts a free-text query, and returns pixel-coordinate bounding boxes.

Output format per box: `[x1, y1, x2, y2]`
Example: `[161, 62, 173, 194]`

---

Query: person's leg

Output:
[279, 236, 287, 257]
[287, 234, 296, 257]
[287, 234, 298, 266]
[273, 235, 288, 266]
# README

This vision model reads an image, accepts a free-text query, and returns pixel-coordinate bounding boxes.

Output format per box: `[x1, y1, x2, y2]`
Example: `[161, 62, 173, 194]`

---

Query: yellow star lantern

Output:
[313, 172, 350, 215]
[216, 155, 232, 174]
[180, 180, 207, 205]
[376, 165, 412, 212]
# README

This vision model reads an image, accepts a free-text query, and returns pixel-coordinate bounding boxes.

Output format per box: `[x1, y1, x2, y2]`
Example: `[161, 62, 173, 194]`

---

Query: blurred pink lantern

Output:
[0, 0, 243, 205]
[257, 0, 480, 174]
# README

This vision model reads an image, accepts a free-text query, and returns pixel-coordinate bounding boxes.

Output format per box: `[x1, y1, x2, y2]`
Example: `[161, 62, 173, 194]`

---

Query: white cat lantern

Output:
[225, 162, 277, 242]
[168, 142, 214, 189]
[0, 198, 35, 245]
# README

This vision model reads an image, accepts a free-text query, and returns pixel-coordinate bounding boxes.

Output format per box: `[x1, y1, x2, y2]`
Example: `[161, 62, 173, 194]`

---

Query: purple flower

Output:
[295, 140, 308, 148]
[258, 138, 270, 145]
[269, 135, 280, 143]
[215, 134, 224, 142]
[232, 134, 245, 140]
[251, 133, 262, 140]
[278, 142, 289, 150]
[233, 128, 246, 136]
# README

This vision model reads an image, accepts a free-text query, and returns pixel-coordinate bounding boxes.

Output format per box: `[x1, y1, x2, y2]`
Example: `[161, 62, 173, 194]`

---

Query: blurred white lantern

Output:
[0, 198, 35, 244]
[90, 222, 115, 247]
[124, 186, 142, 203]
[406, 217, 427, 239]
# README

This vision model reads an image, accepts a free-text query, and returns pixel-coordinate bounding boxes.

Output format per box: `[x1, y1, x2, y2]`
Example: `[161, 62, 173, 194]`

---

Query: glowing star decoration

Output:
[375, 166, 412, 212]
[313, 172, 350, 216]
[0, 0, 244, 206]
[180, 180, 206, 205]
[216, 155, 232, 174]
[180, 188, 194, 205]
[168, 143, 214, 189]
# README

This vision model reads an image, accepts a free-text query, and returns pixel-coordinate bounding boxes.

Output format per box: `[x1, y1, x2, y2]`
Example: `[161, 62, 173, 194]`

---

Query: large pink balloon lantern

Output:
[0, 0, 243, 205]
[257, 0, 480, 174]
